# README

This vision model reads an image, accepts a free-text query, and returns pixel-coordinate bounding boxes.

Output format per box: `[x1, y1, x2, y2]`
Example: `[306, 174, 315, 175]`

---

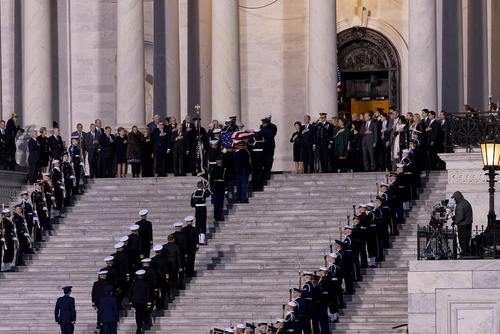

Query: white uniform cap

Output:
[366, 202, 375, 207]
[98, 270, 108, 275]
[141, 258, 152, 263]
[236, 324, 246, 329]
[319, 267, 328, 271]
[173, 222, 183, 227]
[212, 128, 221, 134]
[184, 216, 194, 222]
[114, 242, 124, 249]
[139, 209, 148, 216]
[380, 183, 389, 187]
[135, 269, 146, 275]
[209, 140, 219, 145]
[2, 209, 10, 214]
[104, 256, 114, 262]
[130, 224, 140, 231]
[302, 271, 314, 276]
[265, 113, 272, 118]
[253, 128, 261, 133]
[225, 118, 232, 122]
[358, 203, 366, 208]
[287, 301, 297, 307]
[344, 225, 354, 230]
[329, 252, 338, 258]
[402, 149, 410, 153]
[153, 244, 163, 252]
[120, 236, 129, 242]
[42, 173, 50, 177]
[396, 163, 405, 168]
[52, 160, 60, 164]
[224, 329, 234, 333]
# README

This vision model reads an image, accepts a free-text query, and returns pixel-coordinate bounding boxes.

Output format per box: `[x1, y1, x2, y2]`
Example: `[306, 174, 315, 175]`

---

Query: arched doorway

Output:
[337, 27, 401, 116]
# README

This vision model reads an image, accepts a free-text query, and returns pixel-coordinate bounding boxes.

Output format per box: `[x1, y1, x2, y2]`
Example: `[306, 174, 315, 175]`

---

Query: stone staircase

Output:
[0, 176, 214, 333]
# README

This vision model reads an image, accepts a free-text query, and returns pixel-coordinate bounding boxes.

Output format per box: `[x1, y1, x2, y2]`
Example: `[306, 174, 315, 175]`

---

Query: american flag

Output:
[337, 64, 343, 103]
[220, 130, 255, 148]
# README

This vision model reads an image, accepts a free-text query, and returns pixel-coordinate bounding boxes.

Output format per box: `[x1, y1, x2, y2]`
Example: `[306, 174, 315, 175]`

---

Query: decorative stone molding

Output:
[448, 170, 489, 184]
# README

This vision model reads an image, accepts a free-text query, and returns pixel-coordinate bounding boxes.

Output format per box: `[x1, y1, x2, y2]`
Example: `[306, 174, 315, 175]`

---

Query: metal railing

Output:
[446, 112, 500, 150]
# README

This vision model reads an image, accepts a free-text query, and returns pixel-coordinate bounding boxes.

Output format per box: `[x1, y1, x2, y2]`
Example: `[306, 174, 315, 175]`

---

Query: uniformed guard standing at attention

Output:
[248, 128, 265, 191]
[191, 182, 210, 245]
[301, 271, 315, 334]
[54, 286, 76, 334]
[182, 216, 199, 277]
[13, 205, 29, 267]
[210, 158, 226, 221]
[20, 191, 34, 238]
[207, 139, 221, 182]
[260, 118, 276, 181]
[129, 269, 152, 334]
[135, 209, 153, 258]
[31, 182, 48, 241]
[314, 113, 332, 173]
[61, 154, 74, 207]
[173, 222, 187, 290]
[335, 239, 354, 295]
[1, 208, 16, 272]
[51, 160, 64, 218]
[98, 285, 119, 334]
[69, 136, 83, 194]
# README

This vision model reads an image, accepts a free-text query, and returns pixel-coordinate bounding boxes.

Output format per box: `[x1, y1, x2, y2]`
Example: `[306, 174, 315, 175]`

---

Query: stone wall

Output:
[408, 260, 500, 334]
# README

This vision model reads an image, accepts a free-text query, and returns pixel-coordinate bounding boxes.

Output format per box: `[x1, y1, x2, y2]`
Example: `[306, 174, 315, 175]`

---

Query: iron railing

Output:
[446, 112, 500, 150]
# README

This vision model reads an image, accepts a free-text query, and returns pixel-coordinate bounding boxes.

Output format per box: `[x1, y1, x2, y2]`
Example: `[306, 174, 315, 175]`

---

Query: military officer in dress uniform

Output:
[162, 234, 182, 301]
[111, 242, 130, 310]
[211, 158, 226, 221]
[127, 225, 142, 271]
[317, 267, 331, 333]
[248, 128, 265, 191]
[135, 209, 153, 258]
[173, 222, 187, 290]
[98, 285, 120, 334]
[55, 286, 76, 334]
[342, 225, 360, 282]
[20, 191, 34, 238]
[1, 208, 16, 272]
[335, 239, 354, 294]
[51, 160, 64, 218]
[379, 183, 394, 241]
[374, 196, 388, 261]
[12, 205, 30, 267]
[151, 244, 169, 311]
[140, 258, 157, 326]
[92, 270, 110, 331]
[191, 182, 210, 245]
[182, 216, 199, 277]
[301, 271, 315, 334]
[314, 113, 332, 173]
[129, 269, 152, 334]
[31, 182, 49, 241]
[363, 202, 378, 268]
[69, 136, 83, 194]
[61, 153, 73, 206]
[207, 139, 221, 182]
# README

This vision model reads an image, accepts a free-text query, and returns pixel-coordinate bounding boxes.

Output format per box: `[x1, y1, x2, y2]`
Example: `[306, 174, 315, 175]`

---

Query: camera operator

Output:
[451, 191, 473, 256]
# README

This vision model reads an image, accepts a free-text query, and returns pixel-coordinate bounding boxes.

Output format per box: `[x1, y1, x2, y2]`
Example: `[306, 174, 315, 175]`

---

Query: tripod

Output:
[423, 223, 453, 260]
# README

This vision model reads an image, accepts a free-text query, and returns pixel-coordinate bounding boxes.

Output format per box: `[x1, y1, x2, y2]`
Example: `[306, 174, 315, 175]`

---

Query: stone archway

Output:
[337, 27, 401, 112]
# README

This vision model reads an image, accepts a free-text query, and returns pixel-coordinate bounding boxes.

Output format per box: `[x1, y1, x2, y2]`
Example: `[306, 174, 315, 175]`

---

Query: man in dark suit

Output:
[95, 119, 105, 135]
[98, 127, 115, 177]
[424, 110, 440, 171]
[301, 115, 315, 173]
[48, 127, 64, 162]
[147, 115, 161, 134]
[54, 286, 76, 334]
[379, 113, 392, 171]
[83, 124, 100, 178]
[359, 111, 378, 171]
[28, 131, 41, 183]
[151, 121, 169, 177]
[171, 123, 188, 176]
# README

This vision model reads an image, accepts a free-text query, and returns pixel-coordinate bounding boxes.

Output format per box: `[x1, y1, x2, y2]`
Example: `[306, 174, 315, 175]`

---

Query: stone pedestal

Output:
[408, 0, 437, 112]
[409, 260, 500, 334]
[116, 0, 145, 128]
[439, 151, 500, 229]
[308, 0, 337, 117]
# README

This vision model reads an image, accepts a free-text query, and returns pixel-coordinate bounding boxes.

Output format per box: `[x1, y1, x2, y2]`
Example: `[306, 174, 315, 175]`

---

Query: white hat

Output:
[236, 324, 245, 329]
[42, 173, 50, 177]
[396, 163, 405, 168]
[104, 256, 114, 262]
[328, 252, 338, 258]
[141, 258, 152, 263]
[130, 224, 140, 231]
[209, 139, 219, 145]
[114, 242, 124, 249]
[153, 244, 163, 252]
[98, 270, 108, 275]
[173, 222, 183, 227]
[253, 128, 261, 133]
[120, 236, 129, 242]
[213, 128, 221, 134]
[358, 203, 366, 208]
[52, 160, 60, 164]
[2, 208, 10, 214]
[380, 183, 389, 187]
[302, 271, 314, 276]
[135, 269, 146, 275]
[366, 202, 375, 208]
[184, 216, 194, 222]
[402, 149, 410, 153]
[344, 225, 354, 230]
[319, 267, 328, 271]
[139, 209, 148, 216]
[224, 329, 234, 333]
[225, 118, 232, 122]
[287, 301, 297, 307]
[265, 113, 272, 118]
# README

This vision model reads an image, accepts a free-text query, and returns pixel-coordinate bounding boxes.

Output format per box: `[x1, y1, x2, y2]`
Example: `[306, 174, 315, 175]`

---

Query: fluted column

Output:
[165, 0, 181, 121]
[212, 0, 240, 122]
[117, 0, 145, 128]
[409, 0, 437, 112]
[22, 0, 52, 128]
[308, 0, 337, 117]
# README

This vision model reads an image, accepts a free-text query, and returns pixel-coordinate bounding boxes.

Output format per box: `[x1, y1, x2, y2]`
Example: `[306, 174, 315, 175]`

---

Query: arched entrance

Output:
[337, 27, 401, 115]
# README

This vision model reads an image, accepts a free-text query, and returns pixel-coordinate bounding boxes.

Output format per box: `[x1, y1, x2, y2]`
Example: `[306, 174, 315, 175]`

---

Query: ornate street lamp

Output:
[480, 140, 500, 256]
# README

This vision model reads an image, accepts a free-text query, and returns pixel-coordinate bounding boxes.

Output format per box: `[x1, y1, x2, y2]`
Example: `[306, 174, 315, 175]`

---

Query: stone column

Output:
[116, 0, 145, 128]
[22, 0, 52, 128]
[165, 0, 181, 121]
[212, 0, 240, 123]
[308, 0, 337, 117]
[409, 0, 438, 112]
[198, 0, 212, 125]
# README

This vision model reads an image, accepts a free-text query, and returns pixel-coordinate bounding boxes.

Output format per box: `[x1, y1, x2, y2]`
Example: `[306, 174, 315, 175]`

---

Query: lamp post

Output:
[480, 140, 500, 256]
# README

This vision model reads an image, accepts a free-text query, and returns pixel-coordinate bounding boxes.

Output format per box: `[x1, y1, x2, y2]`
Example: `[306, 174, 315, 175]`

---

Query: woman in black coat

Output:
[141, 129, 154, 177]
[115, 127, 128, 177]
[37, 127, 50, 173]
[290, 121, 303, 173]
[126, 126, 143, 177]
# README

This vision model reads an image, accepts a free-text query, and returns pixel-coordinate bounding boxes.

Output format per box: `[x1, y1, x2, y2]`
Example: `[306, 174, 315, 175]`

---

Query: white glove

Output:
[51, 196, 55, 200]
[42, 207, 47, 211]
[80, 162, 84, 166]
[1, 238, 5, 242]
[70, 176, 75, 179]
[12, 237, 18, 241]
[24, 233, 30, 237]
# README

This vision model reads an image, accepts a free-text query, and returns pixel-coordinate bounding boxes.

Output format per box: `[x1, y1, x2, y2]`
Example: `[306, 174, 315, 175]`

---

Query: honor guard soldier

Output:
[191, 182, 210, 245]
[379, 184, 393, 243]
[211, 158, 226, 221]
[396, 163, 412, 211]
[141, 258, 157, 326]
[374, 196, 388, 260]
[355, 205, 369, 268]
[301, 271, 315, 334]
[284, 301, 299, 332]
[101, 256, 119, 291]
[20, 191, 34, 238]
[248, 129, 265, 191]
[246, 323, 257, 334]
[92, 270, 109, 331]
[112, 242, 130, 310]
[364, 202, 378, 268]
[257, 323, 267, 334]
[207, 139, 221, 180]
[54, 286, 76, 334]
[162, 234, 182, 301]
[129, 269, 152, 334]
[343, 225, 361, 282]
[69, 136, 83, 193]
[31, 182, 49, 240]
[42, 173, 54, 218]
[98, 285, 120, 334]
[292, 288, 306, 332]
[260, 118, 276, 181]
[61, 153, 74, 206]
[335, 239, 354, 294]
[136, 209, 153, 258]
[151, 244, 169, 311]
[1, 208, 16, 271]
[314, 113, 332, 173]
[51, 160, 65, 218]
[127, 225, 142, 271]
[327, 253, 343, 323]
[389, 171, 405, 226]
[173, 222, 187, 289]
[182, 216, 199, 277]
[317, 267, 332, 332]
[13, 205, 30, 266]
